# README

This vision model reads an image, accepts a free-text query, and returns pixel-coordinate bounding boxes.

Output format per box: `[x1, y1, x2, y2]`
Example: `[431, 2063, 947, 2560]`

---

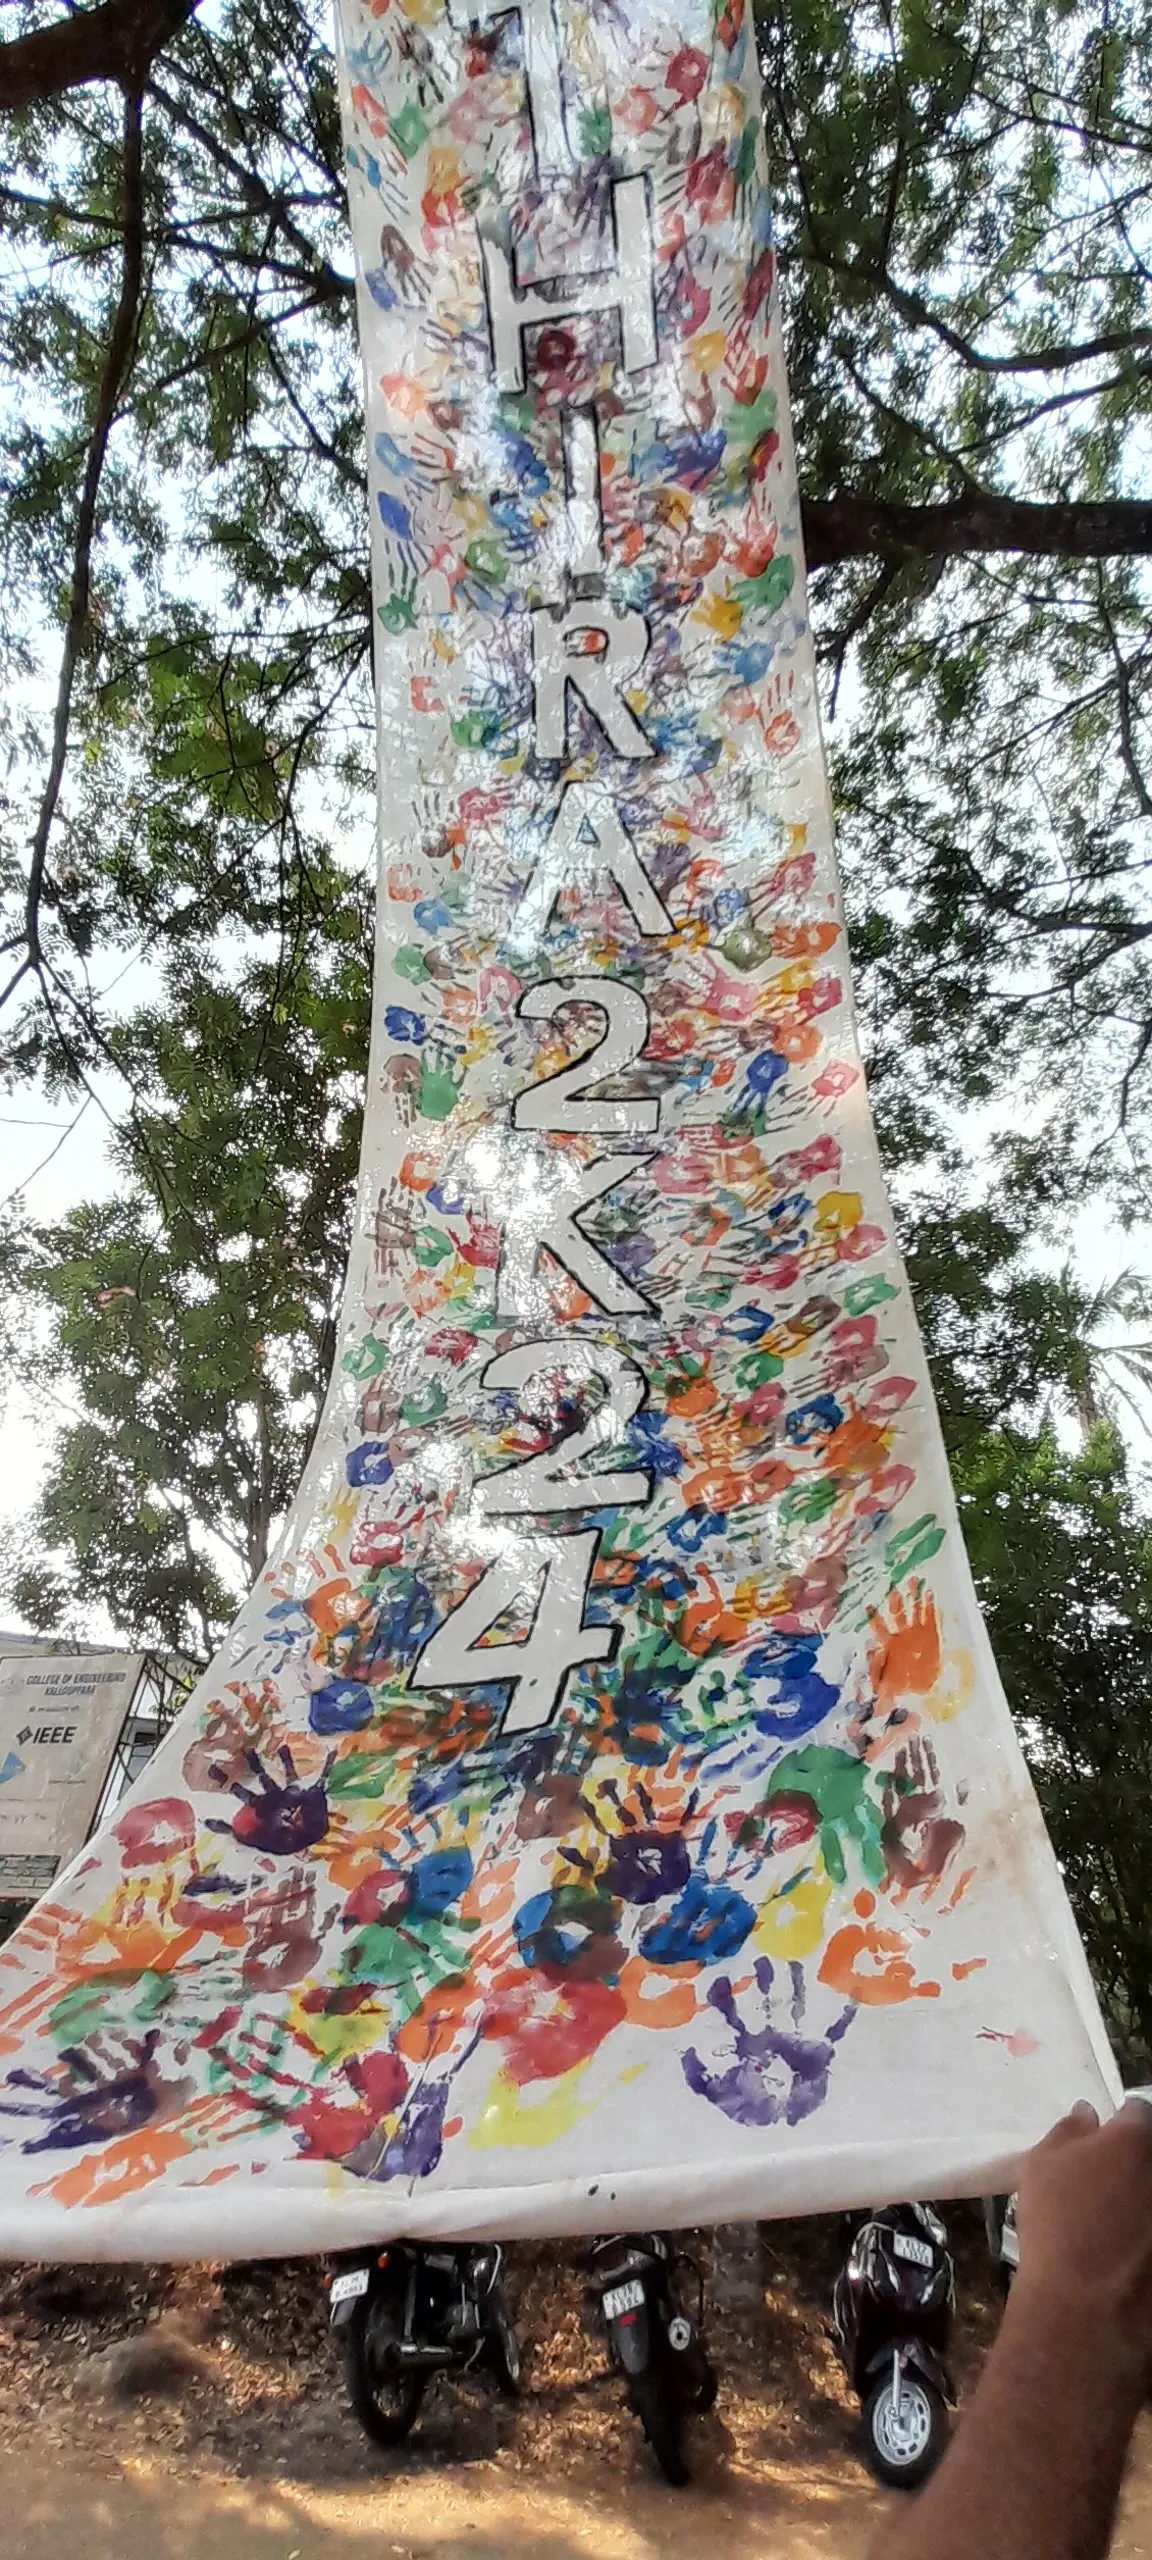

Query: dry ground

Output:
[1, 2213, 1150, 2557]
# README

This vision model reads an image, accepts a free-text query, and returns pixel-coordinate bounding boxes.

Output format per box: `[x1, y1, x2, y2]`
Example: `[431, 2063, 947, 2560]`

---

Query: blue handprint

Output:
[682, 1957, 853, 2130]
[743, 1631, 838, 1743]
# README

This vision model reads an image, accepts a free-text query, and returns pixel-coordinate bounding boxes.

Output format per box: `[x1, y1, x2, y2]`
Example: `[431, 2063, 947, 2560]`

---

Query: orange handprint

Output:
[818, 1918, 940, 2008]
[867, 1579, 941, 1706]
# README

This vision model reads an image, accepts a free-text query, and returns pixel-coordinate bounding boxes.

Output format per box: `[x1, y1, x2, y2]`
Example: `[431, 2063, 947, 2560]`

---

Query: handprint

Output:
[682, 1956, 852, 2129]
[516, 1771, 587, 1841]
[373, 1177, 418, 1288]
[764, 1744, 886, 1889]
[867, 1579, 941, 1706]
[305, 2046, 471, 2185]
[114, 1797, 194, 1867]
[181, 1686, 271, 1794]
[380, 1058, 422, 1134]
[207, 1743, 334, 1857]
[241, 1871, 322, 1991]
[371, 2072, 455, 2181]
[742, 1629, 838, 1743]
[818, 1893, 941, 2006]
[880, 1736, 964, 1900]
[0, 2028, 192, 2153]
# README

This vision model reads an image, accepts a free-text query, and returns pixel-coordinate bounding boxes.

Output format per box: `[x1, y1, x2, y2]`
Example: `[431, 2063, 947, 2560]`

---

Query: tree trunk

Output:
[802, 491, 1152, 570]
[0, 0, 199, 110]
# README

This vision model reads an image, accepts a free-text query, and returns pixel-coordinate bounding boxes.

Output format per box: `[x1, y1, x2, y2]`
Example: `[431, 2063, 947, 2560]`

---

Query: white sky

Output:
[1, 1087, 122, 1640]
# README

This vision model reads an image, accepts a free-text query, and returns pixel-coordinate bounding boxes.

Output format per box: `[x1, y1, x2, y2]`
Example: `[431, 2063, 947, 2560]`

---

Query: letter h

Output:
[481, 175, 656, 393]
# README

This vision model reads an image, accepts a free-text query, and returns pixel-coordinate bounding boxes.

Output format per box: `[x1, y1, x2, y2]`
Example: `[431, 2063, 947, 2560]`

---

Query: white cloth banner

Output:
[0, 0, 1117, 2259]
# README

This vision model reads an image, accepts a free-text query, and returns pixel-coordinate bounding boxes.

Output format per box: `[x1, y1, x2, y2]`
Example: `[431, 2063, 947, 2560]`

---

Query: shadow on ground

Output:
[0, 2205, 1001, 2504]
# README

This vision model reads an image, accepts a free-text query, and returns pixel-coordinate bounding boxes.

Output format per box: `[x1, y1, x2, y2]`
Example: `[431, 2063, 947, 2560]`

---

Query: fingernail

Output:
[1069, 2100, 1100, 2125]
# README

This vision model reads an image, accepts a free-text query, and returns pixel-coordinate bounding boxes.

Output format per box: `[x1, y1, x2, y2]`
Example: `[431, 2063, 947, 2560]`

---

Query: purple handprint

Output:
[365, 2033, 480, 2184]
[370, 2076, 451, 2182]
[682, 1957, 853, 2130]
[0, 2030, 192, 2154]
[208, 1743, 334, 1856]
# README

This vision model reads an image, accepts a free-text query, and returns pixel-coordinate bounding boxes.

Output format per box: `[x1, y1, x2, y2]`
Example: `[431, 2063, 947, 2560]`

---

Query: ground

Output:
[3, 2216, 1152, 2557]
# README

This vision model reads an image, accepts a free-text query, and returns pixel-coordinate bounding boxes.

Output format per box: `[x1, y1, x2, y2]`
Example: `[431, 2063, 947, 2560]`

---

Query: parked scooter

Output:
[328, 2241, 520, 2446]
[587, 2230, 717, 2486]
[984, 2191, 1019, 2292]
[832, 2201, 954, 2487]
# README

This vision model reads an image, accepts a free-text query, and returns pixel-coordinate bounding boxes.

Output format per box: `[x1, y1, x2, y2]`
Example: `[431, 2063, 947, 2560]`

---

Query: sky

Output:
[1, 1084, 121, 1642]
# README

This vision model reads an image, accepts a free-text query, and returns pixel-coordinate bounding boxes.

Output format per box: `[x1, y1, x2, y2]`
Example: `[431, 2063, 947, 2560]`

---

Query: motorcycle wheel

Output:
[862, 2369, 948, 2489]
[344, 2297, 426, 2449]
[628, 2369, 691, 2488]
[488, 2291, 522, 2398]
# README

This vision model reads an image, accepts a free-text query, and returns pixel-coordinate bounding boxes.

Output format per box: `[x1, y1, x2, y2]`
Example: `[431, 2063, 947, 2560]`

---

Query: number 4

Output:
[408, 1530, 614, 1734]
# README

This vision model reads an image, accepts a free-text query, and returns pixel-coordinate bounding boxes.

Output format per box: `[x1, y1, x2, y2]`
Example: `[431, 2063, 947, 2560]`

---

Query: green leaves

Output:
[756, 0, 1152, 1154]
[148, 651, 284, 821]
[957, 1414, 1152, 2060]
[896, 1189, 1152, 2058]
[4, 848, 369, 1660]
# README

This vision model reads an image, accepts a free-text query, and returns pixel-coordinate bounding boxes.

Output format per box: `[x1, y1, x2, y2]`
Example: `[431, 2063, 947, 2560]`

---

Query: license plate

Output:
[330, 2267, 370, 2305]
[603, 2279, 645, 2319]
[892, 2233, 934, 2268]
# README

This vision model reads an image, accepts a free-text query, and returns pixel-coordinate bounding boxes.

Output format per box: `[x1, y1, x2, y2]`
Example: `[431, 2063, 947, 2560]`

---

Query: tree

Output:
[1038, 1267, 1152, 1442]
[0, 0, 200, 112]
[0, 0, 366, 1105]
[0, 0, 1150, 1165]
[957, 1420, 1152, 2065]
[761, 0, 1152, 1157]
[900, 1190, 1152, 2059]
[5, 850, 370, 1659]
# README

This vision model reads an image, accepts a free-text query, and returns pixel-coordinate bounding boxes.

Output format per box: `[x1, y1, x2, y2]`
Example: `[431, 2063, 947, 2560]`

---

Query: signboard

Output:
[0, 1654, 142, 1898]
[0, 0, 1118, 2260]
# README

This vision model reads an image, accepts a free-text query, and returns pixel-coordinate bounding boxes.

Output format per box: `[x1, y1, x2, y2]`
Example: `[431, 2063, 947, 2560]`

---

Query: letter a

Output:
[511, 781, 673, 952]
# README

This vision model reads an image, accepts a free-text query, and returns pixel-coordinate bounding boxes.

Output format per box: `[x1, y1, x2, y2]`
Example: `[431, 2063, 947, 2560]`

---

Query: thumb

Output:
[1041, 2099, 1100, 2152]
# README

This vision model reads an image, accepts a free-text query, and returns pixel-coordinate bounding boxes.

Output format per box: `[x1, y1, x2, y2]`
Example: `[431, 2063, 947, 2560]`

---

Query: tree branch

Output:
[148, 71, 354, 300]
[803, 490, 1152, 567]
[23, 86, 146, 982]
[0, 0, 198, 110]
[796, 237, 1152, 378]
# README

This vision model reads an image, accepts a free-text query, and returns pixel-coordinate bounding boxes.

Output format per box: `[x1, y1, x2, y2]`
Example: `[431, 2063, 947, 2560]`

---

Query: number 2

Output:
[512, 976, 659, 1134]
[474, 1337, 651, 1517]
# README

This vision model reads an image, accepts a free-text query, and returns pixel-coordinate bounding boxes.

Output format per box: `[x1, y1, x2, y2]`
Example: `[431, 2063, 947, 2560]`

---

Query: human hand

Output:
[1013, 2098, 1152, 2385]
